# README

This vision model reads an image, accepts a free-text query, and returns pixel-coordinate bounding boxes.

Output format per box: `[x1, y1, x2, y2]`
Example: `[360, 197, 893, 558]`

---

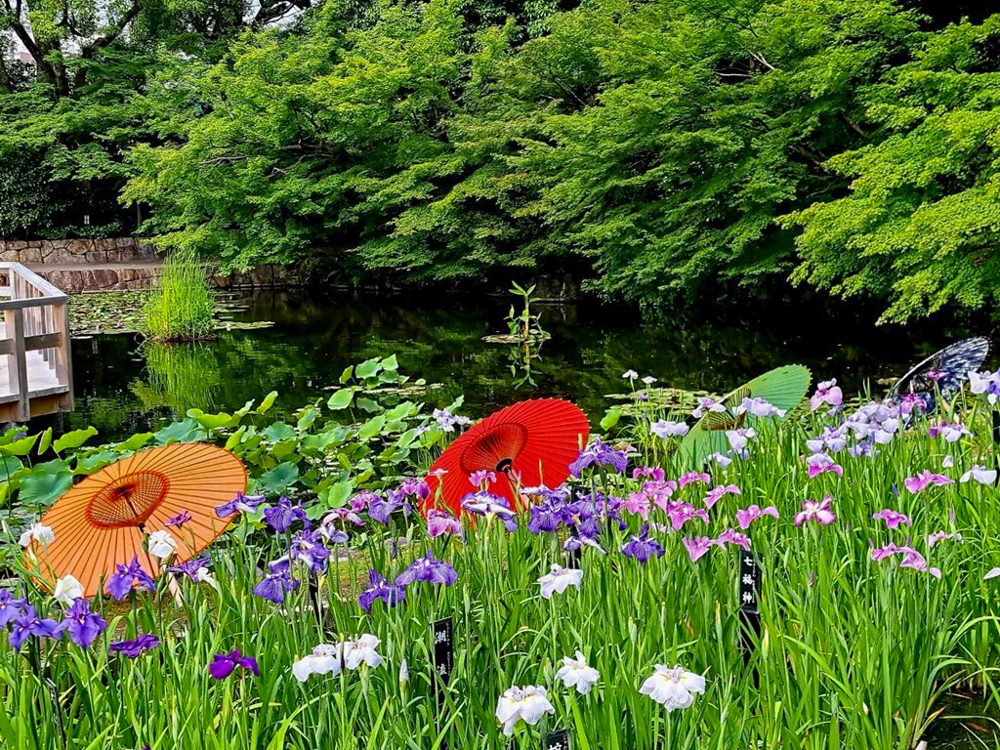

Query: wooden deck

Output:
[0, 263, 73, 422]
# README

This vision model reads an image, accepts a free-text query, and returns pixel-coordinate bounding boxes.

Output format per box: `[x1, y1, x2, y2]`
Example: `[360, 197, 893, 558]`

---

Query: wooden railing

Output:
[0, 263, 73, 422]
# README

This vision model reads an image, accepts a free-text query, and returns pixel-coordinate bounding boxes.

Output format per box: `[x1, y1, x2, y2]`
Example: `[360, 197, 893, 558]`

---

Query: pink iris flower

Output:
[870, 543, 941, 578]
[735, 504, 779, 530]
[667, 502, 709, 531]
[809, 379, 843, 411]
[871, 509, 912, 530]
[703, 484, 740, 509]
[715, 528, 751, 551]
[632, 467, 665, 482]
[926, 530, 961, 548]
[903, 470, 954, 494]
[793, 496, 836, 527]
[683, 536, 715, 563]
[806, 453, 844, 478]
[678, 471, 711, 488]
[622, 492, 652, 520]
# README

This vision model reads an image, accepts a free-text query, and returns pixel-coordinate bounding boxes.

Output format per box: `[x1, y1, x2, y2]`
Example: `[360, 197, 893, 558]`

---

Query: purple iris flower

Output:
[62, 599, 107, 649]
[395, 550, 458, 586]
[9, 606, 63, 651]
[368, 493, 413, 525]
[263, 496, 307, 533]
[208, 650, 259, 679]
[561, 497, 599, 537]
[165, 510, 192, 528]
[578, 490, 626, 531]
[109, 634, 160, 659]
[253, 571, 300, 604]
[620, 525, 664, 563]
[215, 492, 266, 518]
[290, 529, 331, 574]
[167, 556, 211, 582]
[349, 490, 380, 513]
[527, 497, 565, 534]
[0, 589, 27, 627]
[106, 556, 156, 601]
[569, 438, 628, 477]
[358, 570, 406, 612]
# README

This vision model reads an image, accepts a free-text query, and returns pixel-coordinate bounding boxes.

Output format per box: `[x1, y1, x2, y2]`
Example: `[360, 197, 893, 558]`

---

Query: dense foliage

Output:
[6, 1, 1000, 319]
[4, 358, 1000, 747]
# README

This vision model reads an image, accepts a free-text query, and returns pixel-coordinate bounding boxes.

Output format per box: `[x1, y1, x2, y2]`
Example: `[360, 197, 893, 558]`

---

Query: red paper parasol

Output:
[26, 443, 247, 598]
[423, 399, 590, 516]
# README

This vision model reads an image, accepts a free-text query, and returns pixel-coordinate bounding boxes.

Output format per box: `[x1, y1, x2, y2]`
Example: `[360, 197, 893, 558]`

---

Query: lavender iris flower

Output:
[109, 634, 160, 659]
[358, 570, 407, 612]
[461, 491, 518, 532]
[208, 650, 260, 679]
[569, 438, 628, 477]
[395, 550, 458, 587]
[433, 409, 472, 432]
[620, 525, 664, 563]
[63, 598, 107, 649]
[564, 535, 606, 554]
[215, 492, 266, 518]
[650, 420, 689, 439]
[263, 496, 307, 533]
[253, 571, 300, 604]
[426, 509, 463, 539]
[9, 606, 63, 650]
[167, 556, 211, 582]
[106, 556, 157, 601]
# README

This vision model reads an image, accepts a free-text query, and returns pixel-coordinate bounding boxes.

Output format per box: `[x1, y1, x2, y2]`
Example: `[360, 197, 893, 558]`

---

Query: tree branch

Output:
[82, 0, 143, 55]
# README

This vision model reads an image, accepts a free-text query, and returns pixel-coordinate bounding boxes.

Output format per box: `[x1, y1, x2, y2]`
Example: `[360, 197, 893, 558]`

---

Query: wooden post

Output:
[54, 302, 73, 411]
[8, 308, 28, 421]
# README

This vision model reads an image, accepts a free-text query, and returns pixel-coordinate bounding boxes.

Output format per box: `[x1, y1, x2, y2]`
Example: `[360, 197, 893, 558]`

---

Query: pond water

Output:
[30, 289, 990, 442]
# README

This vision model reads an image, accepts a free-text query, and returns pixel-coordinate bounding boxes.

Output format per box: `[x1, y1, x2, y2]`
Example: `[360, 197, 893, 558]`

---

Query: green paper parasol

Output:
[679, 365, 811, 466]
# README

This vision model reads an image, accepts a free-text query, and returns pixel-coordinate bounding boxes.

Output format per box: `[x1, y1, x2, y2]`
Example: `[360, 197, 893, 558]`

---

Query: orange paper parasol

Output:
[26, 443, 247, 597]
[423, 399, 590, 516]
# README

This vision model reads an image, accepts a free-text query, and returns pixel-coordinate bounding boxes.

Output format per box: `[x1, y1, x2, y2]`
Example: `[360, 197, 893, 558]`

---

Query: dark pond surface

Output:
[28, 289, 993, 442]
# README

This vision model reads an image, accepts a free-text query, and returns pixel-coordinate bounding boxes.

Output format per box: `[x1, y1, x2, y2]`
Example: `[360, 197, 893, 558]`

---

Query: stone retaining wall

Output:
[0, 237, 311, 292]
[0, 237, 156, 265]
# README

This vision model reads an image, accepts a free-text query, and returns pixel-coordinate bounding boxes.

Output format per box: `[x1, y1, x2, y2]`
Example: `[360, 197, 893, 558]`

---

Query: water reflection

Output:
[33, 290, 989, 441]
